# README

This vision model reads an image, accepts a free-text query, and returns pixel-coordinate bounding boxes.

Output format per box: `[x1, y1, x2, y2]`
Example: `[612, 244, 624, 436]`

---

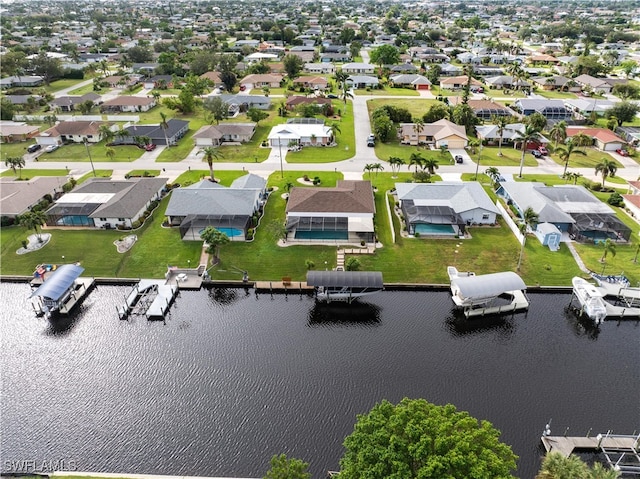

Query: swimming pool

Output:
[198, 227, 244, 237]
[414, 224, 456, 235]
[295, 230, 349, 240]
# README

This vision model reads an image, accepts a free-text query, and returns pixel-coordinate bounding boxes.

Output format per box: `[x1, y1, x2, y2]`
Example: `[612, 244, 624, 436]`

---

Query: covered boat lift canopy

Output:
[307, 271, 383, 288]
[451, 271, 526, 306]
[30, 264, 85, 301]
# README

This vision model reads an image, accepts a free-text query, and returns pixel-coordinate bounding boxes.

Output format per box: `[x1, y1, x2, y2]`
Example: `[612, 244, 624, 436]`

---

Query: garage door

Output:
[447, 140, 467, 149]
[417, 84, 430, 90]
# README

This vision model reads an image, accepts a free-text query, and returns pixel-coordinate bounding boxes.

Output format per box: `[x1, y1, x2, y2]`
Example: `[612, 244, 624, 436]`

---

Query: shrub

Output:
[360, 240, 366, 246]
[313, 176, 321, 186]
[1, 216, 15, 227]
[608, 192, 625, 207]
[246, 228, 254, 240]
[305, 259, 315, 270]
[414, 231, 421, 238]
[303, 174, 310, 181]
[131, 220, 142, 229]
[591, 182, 602, 191]
[345, 257, 361, 271]
[21, 240, 28, 249]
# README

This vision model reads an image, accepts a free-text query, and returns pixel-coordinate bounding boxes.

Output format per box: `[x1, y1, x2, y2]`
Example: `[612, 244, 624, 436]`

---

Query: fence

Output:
[496, 200, 525, 245]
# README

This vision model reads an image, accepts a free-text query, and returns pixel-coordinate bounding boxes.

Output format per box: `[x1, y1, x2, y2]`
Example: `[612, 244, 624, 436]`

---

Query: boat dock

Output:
[58, 277, 96, 315]
[541, 432, 640, 475]
[30, 264, 95, 317]
[572, 278, 640, 321]
[254, 280, 313, 292]
[117, 279, 178, 320]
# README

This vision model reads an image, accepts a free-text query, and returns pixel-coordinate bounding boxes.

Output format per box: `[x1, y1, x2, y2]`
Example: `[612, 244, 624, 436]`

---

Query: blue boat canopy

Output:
[451, 271, 526, 300]
[30, 264, 85, 301]
[307, 271, 383, 288]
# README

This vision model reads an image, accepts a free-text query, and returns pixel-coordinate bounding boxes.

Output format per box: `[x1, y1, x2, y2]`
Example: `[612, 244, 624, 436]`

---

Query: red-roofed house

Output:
[566, 127, 626, 152]
[622, 192, 640, 221]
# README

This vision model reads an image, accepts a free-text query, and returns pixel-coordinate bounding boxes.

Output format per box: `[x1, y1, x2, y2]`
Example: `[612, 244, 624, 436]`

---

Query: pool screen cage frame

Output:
[179, 214, 250, 240]
[401, 202, 466, 235]
[569, 212, 632, 243]
[286, 216, 349, 232]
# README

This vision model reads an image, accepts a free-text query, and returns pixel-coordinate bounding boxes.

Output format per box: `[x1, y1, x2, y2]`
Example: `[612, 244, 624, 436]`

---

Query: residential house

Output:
[121, 119, 189, 146]
[285, 180, 376, 243]
[304, 63, 336, 75]
[239, 74, 283, 89]
[388, 74, 431, 90]
[0, 177, 62, 219]
[4, 94, 43, 107]
[528, 54, 560, 65]
[51, 93, 101, 112]
[574, 74, 626, 95]
[219, 94, 272, 112]
[485, 75, 530, 90]
[165, 174, 267, 241]
[439, 63, 463, 76]
[45, 177, 167, 228]
[448, 98, 515, 120]
[200, 71, 224, 87]
[103, 75, 141, 89]
[388, 64, 418, 74]
[346, 75, 379, 89]
[100, 96, 157, 113]
[564, 99, 615, 117]
[513, 99, 572, 120]
[476, 123, 548, 148]
[0, 75, 44, 89]
[285, 96, 332, 111]
[566, 127, 626, 151]
[321, 53, 351, 63]
[531, 76, 579, 92]
[623, 180, 640, 221]
[142, 75, 174, 89]
[292, 76, 329, 90]
[395, 182, 500, 236]
[439, 75, 484, 90]
[37, 121, 113, 146]
[398, 119, 468, 149]
[268, 120, 334, 147]
[0, 121, 41, 143]
[341, 63, 376, 76]
[498, 182, 631, 242]
[193, 123, 257, 146]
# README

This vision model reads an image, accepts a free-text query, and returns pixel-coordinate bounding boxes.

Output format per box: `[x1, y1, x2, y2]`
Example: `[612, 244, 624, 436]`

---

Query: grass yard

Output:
[374, 143, 455, 166]
[152, 88, 183, 96]
[69, 83, 98, 96]
[535, 90, 578, 100]
[127, 169, 160, 177]
[367, 98, 440, 118]
[39, 142, 144, 162]
[1, 138, 43, 158]
[481, 89, 527, 99]
[546, 147, 625, 170]
[475, 146, 540, 167]
[354, 86, 419, 97]
[76, 170, 113, 183]
[41, 79, 87, 94]
[1, 168, 68, 178]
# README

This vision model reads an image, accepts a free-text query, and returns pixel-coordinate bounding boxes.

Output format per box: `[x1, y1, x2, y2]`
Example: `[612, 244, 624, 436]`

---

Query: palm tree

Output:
[548, 120, 567, 148]
[105, 147, 116, 162]
[515, 124, 541, 178]
[388, 156, 405, 178]
[197, 146, 224, 181]
[5, 156, 26, 178]
[99, 124, 115, 144]
[372, 162, 384, 178]
[423, 158, 439, 175]
[19, 210, 48, 242]
[588, 462, 620, 479]
[485, 166, 501, 185]
[556, 139, 588, 176]
[600, 238, 616, 263]
[284, 181, 294, 192]
[159, 112, 171, 146]
[363, 163, 374, 181]
[517, 207, 539, 271]
[492, 115, 510, 157]
[536, 452, 588, 479]
[408, 152, 424, 173]
[412, 118, 424, 146]
[595, 157, 618, 187]
[329, 122, 341, 143]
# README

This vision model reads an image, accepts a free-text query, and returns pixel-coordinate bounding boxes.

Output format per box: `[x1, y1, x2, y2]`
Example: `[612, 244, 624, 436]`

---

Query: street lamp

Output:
[83, 138, 96, 177]
[277, 135, 284, 178]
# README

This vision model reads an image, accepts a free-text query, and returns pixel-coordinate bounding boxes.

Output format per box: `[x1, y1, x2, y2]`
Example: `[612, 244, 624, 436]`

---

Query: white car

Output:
[44, 144, 59, 153]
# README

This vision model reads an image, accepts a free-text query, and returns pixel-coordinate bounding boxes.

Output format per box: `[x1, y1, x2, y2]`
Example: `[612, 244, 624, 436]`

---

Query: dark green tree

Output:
[19, 210, 48, 242]
[247, 108, 269, 125]
[283, 54, 304, 79]
[369, 44, 400, 67]
[204, 97, 229, 124]
[264, 454, 311, 479]
[606, 101, 640, 126]
[339, 398, 518, 479]
[200, 226, 229, 263]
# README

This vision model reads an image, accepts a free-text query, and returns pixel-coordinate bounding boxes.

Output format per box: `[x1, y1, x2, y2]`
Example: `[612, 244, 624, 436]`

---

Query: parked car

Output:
[455, 155, 463, 164]
[144, 144, 157, 151]
[531, 150, 542, 158]
[538, 146, 548, 155]
[44, 144, 59, 153]
[616, 148, 630, 156]
[239, 85, 246, 91]
[27, 144, 42, 153]
[327, 94, 338, 99]
[367, 134, 375, 147]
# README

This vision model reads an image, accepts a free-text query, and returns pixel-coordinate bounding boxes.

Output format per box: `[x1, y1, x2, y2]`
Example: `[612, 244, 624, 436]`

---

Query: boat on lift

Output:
[306, 271, 384, 303]
[571, 277, 607, 323]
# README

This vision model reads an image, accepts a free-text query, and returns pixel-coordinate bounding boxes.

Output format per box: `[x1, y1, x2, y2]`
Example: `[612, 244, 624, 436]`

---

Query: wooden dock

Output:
[254, 281, 314, 292]
[541, 434, 640, 457]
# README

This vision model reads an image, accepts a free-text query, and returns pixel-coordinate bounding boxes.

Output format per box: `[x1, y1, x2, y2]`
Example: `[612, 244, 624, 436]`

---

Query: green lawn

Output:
[547, 147, 625, 170]
[41, 79, 86, 94]
[39, 142, 144, 162]
[127, 169, 160, 177]
[151, 88, 183, 96]
[482, 88, 527, 99]
[76, 170, 113, 183]
[1, 137, 43, 158]
[366, 98, 440, 118]
[354, 86, 419, 97]
[69, 84, 99, 96]
[374, 143, 454, 166]
[1, 168, 68, 178]
[536, 90, 578, 100]
[476, 146, 539, 167]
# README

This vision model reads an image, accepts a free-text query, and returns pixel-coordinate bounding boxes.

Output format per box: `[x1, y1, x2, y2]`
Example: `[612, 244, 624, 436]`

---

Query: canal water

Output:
[1, 283, 638, 479]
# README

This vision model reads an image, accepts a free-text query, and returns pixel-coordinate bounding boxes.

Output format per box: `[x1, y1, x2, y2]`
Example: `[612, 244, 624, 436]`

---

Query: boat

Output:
[306, 271, 384, 303]
[571, 277, 607, 323]
[29, 264, 95, 317]
[448, 267, 529, 317]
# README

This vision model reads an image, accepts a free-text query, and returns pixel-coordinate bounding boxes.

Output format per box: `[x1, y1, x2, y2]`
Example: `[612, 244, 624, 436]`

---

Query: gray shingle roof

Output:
[84, 177, 167, 219]
[395, 182, 499, 215]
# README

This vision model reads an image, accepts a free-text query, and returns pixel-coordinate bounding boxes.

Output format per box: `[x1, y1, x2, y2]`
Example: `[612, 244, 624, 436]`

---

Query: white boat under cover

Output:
[450, 271, 527, 308]
[572, 277, 607, 323]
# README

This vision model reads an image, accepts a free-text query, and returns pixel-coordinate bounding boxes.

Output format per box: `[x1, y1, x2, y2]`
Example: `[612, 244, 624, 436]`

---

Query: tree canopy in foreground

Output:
[339, 398, 518, 479]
